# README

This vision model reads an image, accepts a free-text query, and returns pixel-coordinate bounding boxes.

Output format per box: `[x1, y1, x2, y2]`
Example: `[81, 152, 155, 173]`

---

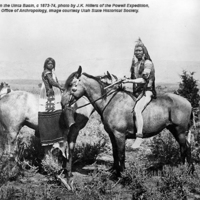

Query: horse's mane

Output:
[64, 72, 110, 97]
[82, 73, 109, 97]
[64, 71, 78, 89]
[65, 71, 130, 100]
[82, 73, 139, 102]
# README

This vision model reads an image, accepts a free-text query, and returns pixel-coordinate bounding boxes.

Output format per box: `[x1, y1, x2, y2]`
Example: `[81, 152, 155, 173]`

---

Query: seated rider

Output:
[122, 38, 156, 138]
[42, 57, 65, 97]
[39, 57, 66, 152]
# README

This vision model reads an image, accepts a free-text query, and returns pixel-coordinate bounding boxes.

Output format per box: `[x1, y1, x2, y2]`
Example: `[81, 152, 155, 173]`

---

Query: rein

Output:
[67, 75, 120, 110]
[66, 75, 137, 110]
[73, 89, 117, 110]
[69, 83, 140, 111]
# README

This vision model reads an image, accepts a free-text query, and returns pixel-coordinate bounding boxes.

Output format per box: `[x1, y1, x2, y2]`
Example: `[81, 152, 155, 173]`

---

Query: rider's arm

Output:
[46, 73, 64, 90]
[142, 60, 152, 81]
[124, 60, 153, 84]
[123, 78, 145, 84]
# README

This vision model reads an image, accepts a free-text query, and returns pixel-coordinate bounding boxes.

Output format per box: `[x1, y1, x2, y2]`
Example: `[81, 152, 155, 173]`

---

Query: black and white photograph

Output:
[0, 0, 200, 199]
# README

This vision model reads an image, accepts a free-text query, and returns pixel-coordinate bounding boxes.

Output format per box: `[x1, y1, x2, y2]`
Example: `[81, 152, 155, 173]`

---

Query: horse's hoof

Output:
[187, 164, 195, 175]
[56, 174, 74, 191]
[67, 177, 74, 191]
[109, 171, 120, 181]
[107, 166, 116, 173]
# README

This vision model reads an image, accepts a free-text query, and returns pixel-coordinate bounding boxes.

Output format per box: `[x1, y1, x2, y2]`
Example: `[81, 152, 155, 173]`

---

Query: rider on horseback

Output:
[122, 38, 156, 138]
[42, 57, 65, 97]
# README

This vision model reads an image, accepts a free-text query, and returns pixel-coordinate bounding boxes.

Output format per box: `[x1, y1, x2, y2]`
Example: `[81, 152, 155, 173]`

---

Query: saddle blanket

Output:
[38, 83, 65, 146]
[38, 110, 65, 146]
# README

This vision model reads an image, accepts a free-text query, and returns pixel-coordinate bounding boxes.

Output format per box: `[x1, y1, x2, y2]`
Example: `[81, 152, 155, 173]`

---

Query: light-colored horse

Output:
[61, 66, 194, 177]
[0, 83, 95, 190]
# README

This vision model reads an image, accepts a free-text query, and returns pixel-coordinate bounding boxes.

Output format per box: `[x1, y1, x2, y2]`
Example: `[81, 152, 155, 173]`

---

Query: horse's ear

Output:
[112, 74, 118, 81]
[107, 71, 116, 83]
[107, 71, 112, 80]
[77, 66, 82, 78]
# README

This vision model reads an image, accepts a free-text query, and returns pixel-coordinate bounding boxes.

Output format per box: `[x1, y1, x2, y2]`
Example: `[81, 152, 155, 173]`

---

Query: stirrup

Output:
[136, 133, 143, 138]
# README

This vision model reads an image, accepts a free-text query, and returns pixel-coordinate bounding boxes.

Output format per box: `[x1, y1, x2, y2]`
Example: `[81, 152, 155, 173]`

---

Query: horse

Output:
[61, 66, 194, 178]
[0, 82, 95, 190]
[0, 75, 118, 190]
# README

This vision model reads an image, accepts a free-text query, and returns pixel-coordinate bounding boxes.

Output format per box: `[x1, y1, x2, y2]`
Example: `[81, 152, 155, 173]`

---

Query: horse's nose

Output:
[72, 87, 77, 93]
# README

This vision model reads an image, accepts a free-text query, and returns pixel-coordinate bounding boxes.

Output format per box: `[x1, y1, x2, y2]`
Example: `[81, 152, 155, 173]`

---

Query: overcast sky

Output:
[0, 0, 200, 83]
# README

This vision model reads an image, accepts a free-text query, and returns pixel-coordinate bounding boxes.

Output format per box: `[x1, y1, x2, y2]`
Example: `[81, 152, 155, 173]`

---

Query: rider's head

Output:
[134, 46, 144, 60]
[134, 38, 151, 61]
[130, 38, 152, 76]
[44, 57, 56, 71]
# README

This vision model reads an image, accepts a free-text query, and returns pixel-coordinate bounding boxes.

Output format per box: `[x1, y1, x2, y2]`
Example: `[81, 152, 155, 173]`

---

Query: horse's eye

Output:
[67, 83, 72, 88]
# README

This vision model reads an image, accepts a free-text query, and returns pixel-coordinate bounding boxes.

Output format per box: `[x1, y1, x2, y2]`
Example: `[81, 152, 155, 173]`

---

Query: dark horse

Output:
[61, 66, 194, 177]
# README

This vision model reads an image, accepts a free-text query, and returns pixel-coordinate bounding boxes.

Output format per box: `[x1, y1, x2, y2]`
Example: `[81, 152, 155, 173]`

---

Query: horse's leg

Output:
[106, 131, 120, 174]
[3, 128, 21, 179]
[168, 125, 194, 173]
[179, 133, 194, 173]
[114, 131, 126, 172]
[108, 130, 126, 178]
[62, 126, 79, 191]
[63, 115, 89, 190]
[5, 128, 20, 159]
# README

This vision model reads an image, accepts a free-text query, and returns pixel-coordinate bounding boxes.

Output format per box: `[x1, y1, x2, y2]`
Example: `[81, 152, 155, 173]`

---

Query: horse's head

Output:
[61, 66, 84, 108]
[61, 66, 85, 128]
[0, 82, 12, 98]
[61, 67, 119, 108]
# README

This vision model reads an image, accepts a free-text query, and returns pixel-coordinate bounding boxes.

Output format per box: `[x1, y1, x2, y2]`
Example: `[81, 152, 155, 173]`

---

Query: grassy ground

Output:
[1, 81, 200, 199]
[1, 113, 200, 199]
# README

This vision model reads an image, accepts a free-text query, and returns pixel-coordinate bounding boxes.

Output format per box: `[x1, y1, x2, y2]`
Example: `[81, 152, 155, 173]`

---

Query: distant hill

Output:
[0, 79, 41, 94]
[0, 60, 199, 83]
[154, 60, 200, 83]
[1, 58, 200, 95]
[155, 82, 179, 93]
[0, 79, 67, 94]
[0, 79, 41, 85]
[0, 79, 180, 94]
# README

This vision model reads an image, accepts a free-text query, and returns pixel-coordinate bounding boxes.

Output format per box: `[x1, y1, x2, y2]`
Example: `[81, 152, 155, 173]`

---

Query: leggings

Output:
[134, 91, 153, 134]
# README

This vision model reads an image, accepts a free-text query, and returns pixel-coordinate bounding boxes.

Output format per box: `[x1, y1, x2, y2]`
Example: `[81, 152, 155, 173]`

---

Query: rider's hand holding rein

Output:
[122, 77, 146, 84]
[59, 85, 65, 92]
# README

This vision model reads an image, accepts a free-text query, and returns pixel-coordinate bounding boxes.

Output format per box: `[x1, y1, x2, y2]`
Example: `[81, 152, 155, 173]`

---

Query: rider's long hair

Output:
[43, 57, 56, 70]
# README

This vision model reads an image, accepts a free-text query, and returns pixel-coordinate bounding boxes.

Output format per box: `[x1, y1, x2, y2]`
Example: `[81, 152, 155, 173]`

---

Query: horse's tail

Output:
[190, 110, 194, 129]
[187, 110, 195, 144]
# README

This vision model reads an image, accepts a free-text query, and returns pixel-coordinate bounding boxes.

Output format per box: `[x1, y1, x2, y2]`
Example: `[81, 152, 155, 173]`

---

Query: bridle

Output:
[66, 76, 118, 110]
[67, 78, 80, 107]
[74, 90, 117, 110]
